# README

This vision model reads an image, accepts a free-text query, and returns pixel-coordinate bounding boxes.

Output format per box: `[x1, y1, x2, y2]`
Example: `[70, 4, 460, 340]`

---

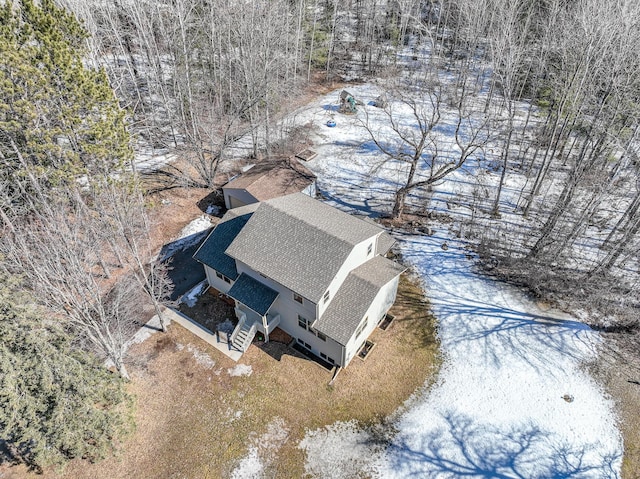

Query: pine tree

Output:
[0, 0, 132, 196]
[0, 274, 132, 471]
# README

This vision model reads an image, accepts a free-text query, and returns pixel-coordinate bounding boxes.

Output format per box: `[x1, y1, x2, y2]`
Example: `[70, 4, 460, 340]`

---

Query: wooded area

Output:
[1, 0, 639, 471]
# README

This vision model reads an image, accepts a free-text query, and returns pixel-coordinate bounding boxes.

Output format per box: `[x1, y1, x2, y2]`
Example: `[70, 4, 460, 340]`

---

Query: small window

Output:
[293, 293, 303, 304]
[323, 290, 330, 304]
[367, 242, 373, 256]
[320, 352, 327, 360]
[223, 275, 231, 284]
[327, 356, 335, 365]
[215, 271, 223, 280]
[316, 331, 326, 341]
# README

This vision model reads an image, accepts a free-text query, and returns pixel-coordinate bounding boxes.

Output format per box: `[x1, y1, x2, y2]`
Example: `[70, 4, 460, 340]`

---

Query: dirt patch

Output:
[267, 327, 292, 344]
[178, 289, 236, 333]
[2, 274, 439, 479]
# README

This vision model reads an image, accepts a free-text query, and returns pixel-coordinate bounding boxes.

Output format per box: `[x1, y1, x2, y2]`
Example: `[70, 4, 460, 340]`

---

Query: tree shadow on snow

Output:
[394, 233, 596, 373]
[384, 411, 621, 478]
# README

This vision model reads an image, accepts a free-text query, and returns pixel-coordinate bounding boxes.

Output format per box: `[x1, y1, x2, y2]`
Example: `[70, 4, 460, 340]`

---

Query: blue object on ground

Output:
[326, 120, 336, 127]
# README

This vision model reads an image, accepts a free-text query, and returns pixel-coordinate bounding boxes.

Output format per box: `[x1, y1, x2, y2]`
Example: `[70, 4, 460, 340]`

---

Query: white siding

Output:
[235, 261, 312, 319]
[343, 275, 400, 366]
[293, 333, 343, 367]
[234, 261, 345, 365]
[223, 187, 258, 209]
[317, 235, 378, 318]
[204, 265, 234, 294]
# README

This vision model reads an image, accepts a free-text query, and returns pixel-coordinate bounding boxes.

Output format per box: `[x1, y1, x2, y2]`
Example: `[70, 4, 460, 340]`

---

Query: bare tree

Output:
[362, 77, 489, 219]
[89, 176, 174, 331]
[1, 197, 137, 379]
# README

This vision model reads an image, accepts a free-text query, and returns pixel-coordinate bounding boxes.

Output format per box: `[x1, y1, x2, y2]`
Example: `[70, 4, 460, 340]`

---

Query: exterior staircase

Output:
[230, 318, 257, 352]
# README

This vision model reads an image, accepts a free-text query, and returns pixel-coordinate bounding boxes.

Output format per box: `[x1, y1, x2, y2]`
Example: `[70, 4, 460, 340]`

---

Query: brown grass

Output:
[591, 340, 640, 479]
[2, 274, 439, 479]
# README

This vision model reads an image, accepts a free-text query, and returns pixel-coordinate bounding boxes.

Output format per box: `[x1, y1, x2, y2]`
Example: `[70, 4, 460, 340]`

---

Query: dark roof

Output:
[313, 256, 406, 345]
[227, 273, 279, 316]
[223, 157, 316, 202]
[225, 193, 386, 303]
[192, 208, 257, 280]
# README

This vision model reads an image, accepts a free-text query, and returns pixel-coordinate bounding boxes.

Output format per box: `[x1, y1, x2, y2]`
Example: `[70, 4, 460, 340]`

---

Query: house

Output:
[222, 157, 317, 209]
[193, 193, 405, 368]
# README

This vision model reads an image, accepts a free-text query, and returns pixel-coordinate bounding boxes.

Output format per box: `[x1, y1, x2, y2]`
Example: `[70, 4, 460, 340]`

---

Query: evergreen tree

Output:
[0, 275, 132, 471]
[0, 0, 132, 196]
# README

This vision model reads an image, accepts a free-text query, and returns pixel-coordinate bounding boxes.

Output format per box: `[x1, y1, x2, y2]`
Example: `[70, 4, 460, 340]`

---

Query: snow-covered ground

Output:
[298, 230, 622, 478]
[376, 231, 621, 477]
[286, 85, 623, 478]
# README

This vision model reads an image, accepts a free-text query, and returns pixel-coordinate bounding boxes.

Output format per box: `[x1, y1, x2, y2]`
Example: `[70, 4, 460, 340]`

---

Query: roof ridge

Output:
[264, 194, 382, 246]
[265, 200, 357, 248]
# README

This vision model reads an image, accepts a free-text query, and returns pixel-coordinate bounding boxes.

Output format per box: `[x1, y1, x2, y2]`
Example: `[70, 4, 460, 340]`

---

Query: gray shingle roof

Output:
[192, 207, 257, 280]
[376, 232, 395, 255]
[225, 193, 386, 303]
[313, 256, 406, 345]
[227, 273, 279, 316]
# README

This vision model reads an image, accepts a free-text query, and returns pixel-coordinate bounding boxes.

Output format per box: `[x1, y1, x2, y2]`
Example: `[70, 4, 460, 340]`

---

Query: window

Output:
[298, 314, 310, 330]
[215, 271, 232, 284]
[320, 353, 335, 364]
[323, 290, 330, 304]
[297, 338, 311, 350]
[367, 242, 373, 256]
[310, 328, 326, 341]
[355, 316, 369, 338]
[293, 293, 304, 304]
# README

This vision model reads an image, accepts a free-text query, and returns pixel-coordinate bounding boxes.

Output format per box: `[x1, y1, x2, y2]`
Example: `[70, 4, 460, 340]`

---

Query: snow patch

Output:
[371, 231, 622, 478]
[228, 364, 253, 377]
[287, 84, 622, 477]
[231, 418, 289, 479]
[160, 215, 212, 259]
[231, 447, 262, 479]
[186, 344, 215, 369]
[299, 421, 381, 479]
[180, 280, 206, 307]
